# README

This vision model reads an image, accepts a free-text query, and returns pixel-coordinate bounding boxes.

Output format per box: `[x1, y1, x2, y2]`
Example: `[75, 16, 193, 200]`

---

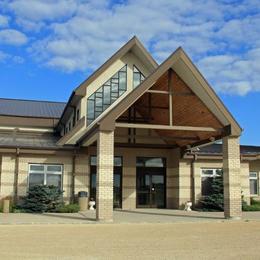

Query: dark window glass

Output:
[136, 157, 166, 168]
[29, 174, 44, 188]
[87, 65, 127, 125]
[133, 65, 145, 88]
[76, 109, 80, 121]
[46, 174, 62, 188]
[250, 172, 258, 195]
[90, 156, 122, 166]
[201, 177, 214, 196]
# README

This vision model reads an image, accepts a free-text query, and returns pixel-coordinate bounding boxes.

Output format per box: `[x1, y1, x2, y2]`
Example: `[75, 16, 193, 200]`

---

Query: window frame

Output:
[133, 65, 145, 88]
[249, 171, 258, 196]
[87, 65, 127, 125]
[28, 163, 63, 190]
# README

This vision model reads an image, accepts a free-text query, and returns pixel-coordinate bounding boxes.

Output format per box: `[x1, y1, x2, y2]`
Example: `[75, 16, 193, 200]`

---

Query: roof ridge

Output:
[0, 97, 67, 104]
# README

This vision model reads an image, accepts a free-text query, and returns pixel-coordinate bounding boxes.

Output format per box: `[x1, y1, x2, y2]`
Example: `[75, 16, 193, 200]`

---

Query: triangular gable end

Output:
[75, 36, 158, 96]
[98, 48, 242, 148]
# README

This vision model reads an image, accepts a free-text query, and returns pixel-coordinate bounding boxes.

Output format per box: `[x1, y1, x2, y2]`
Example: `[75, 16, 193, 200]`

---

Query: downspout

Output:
[191, 153, 197, 206]
[14, 148, 20, 204]
[71, 150, 77, 203]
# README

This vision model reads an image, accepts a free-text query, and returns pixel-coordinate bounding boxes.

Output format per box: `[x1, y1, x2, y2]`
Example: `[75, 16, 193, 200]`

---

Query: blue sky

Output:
[0, 0, 259, 145]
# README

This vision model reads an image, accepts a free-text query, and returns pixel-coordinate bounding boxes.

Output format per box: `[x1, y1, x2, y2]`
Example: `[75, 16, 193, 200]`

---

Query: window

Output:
[28, 164, 63, 189]
[76, 109, 80, 121]
[250, 172, 258, 195]
[201, 168, 223, 196]
[90, 156, 122, 208]
[133, 65, 145, 88]
[136, 157, 166, 168]
[87, 65, 127, 125]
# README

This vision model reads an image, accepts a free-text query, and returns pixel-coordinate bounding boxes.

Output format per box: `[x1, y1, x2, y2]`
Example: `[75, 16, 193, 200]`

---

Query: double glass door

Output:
[137, 167, 166, 208]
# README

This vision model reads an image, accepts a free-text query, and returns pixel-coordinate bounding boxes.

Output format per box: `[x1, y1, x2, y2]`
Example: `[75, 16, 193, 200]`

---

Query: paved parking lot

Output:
[0, 221, 260, 259]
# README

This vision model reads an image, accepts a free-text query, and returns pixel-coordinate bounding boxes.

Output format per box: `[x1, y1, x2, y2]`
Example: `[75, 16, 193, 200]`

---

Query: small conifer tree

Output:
[21, 185, 63, 213]
[200, 173, 224, 211]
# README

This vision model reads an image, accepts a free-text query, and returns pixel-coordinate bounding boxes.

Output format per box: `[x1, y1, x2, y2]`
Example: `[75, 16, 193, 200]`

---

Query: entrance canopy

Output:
[80, 47, 242, 150]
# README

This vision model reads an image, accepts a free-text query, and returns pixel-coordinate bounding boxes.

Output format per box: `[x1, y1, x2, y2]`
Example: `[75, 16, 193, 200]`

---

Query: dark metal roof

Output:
[196, 143, 260, 156]
[0, 98, 66, 118]
[0, 132, 73, 149]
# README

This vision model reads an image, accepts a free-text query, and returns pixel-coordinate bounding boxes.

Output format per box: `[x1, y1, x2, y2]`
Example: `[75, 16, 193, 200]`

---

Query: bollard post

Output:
[3, 199, 10, 213]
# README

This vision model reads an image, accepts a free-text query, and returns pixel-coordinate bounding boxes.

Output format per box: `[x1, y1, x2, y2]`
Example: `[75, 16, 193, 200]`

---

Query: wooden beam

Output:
[168, 69, 174, 126]
[173, 92, 195, 96]
[134, 105, 168, 110]
[115, 123, 219, 132]
[146, 90, 169, 94]
[116, 134, 200, 141]
[115, 142, 177, 149]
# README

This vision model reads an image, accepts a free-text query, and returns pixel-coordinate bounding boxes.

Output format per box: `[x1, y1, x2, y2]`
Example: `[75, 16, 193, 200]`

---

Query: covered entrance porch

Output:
[79, 48, 242, 222]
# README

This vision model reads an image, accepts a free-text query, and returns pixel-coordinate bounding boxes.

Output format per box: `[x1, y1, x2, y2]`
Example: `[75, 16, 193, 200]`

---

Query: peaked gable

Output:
[75, 36, 158, 96]
[98, 47, 242, 138]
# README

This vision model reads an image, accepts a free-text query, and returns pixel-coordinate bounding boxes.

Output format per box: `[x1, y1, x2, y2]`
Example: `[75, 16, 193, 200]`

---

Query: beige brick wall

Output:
[0, 146, 258, 211]
[167, 148, 181, 209]
[0, 152, 89, 204]
[74, 154, 89, 197]
[0, 155, 16, 199]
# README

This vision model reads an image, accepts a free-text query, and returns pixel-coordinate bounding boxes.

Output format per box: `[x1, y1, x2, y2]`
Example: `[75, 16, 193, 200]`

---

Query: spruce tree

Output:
[200, 173, 224, 211]
[21, 185, 63, 213]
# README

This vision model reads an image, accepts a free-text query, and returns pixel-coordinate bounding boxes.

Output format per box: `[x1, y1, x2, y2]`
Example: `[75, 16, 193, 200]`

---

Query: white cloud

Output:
[8, 0, 78, 21]
[1, 0, 260, 95]
[0, 15, 9, 28]
[0, 29, 28, 45]
[197, 51, 260, 95]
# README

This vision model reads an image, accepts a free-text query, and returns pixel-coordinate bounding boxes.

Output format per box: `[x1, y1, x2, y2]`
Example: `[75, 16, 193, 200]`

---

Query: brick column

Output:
[96, 130, 114, 222]
[223, 136, 242, 219]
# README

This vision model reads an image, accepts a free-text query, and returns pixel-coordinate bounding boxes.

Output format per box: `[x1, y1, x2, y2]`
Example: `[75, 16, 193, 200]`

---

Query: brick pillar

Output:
[96, 130, 114, 222]
[223, 136, 242, 219]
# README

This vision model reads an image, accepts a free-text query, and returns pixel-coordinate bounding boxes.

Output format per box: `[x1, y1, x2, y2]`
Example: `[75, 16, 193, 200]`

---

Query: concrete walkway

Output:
[1, 209, 260, 225]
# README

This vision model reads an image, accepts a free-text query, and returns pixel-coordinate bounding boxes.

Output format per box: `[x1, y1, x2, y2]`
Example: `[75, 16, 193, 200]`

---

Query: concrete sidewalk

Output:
[1, 209, 260, 225]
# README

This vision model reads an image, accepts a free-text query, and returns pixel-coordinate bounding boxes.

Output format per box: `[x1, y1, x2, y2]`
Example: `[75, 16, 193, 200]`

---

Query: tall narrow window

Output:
[87, 65, 127, 125]
[133, 65, 145, 88]
[249, 172, 258, 195]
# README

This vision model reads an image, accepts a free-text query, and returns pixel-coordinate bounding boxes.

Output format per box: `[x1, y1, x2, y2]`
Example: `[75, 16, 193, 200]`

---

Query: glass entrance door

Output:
[136, 158, 166, 208]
